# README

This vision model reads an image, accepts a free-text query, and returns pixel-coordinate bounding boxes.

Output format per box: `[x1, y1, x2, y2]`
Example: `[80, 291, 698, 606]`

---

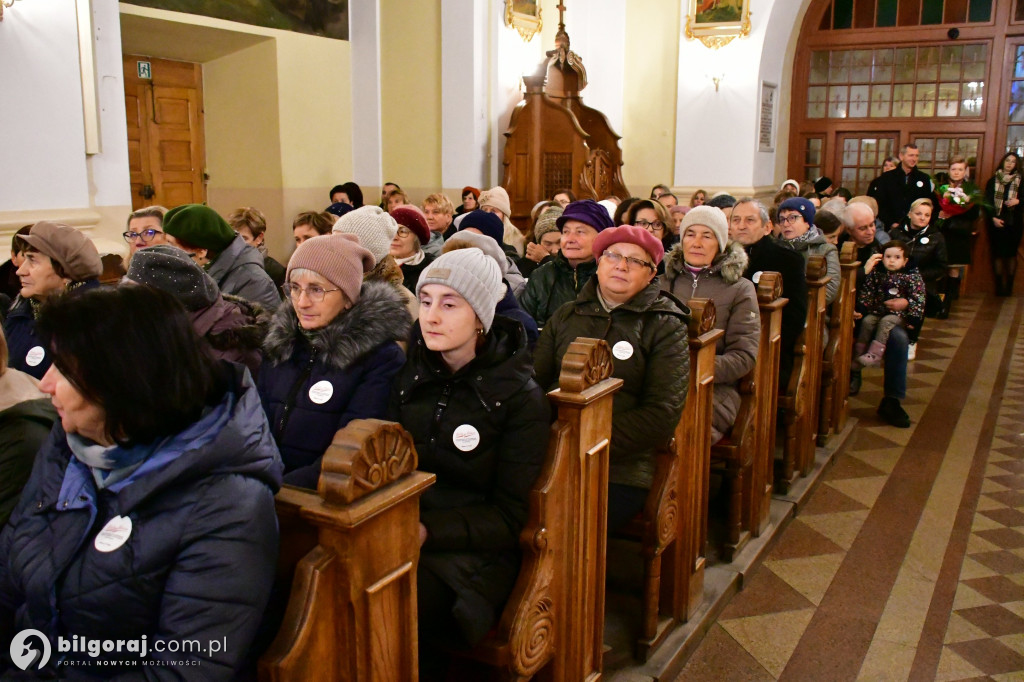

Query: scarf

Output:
[994, 171, 1021, 214]
[395, 250, 425, 267]
[67, 433, 162, 489]
[783, 225, 825, 245]
[29, 280, 92, 320]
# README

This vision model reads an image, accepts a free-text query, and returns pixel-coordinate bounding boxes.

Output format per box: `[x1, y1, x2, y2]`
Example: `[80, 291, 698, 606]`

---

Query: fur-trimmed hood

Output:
[664, 239, 749, 285]
[191, 294, 270, 353]
[263, 279, 412, 371]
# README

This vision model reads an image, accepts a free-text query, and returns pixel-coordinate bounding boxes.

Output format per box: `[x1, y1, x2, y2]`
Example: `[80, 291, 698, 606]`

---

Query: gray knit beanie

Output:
[416, 249, 504, 332]
[679, 205, 729, 253]
[124, 244, 219, 312]
[332, 205, 398, 262]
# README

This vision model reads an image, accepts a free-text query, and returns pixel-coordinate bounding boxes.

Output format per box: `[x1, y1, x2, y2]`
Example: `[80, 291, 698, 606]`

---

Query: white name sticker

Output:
[94, 515, 132, 553]
[453, 424, 481, 452]
[752, 271, 763, 284]
[916, 180, 924, 187]
[612, 341, 634, 360]
[920, 237, 929, 244]
[308, 380, 334, 405]
[25, 346, 45, 367]
[889, 287, 899, 295]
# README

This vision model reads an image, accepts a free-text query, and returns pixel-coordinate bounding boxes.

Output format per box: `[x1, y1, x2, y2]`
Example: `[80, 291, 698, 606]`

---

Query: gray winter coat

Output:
[662, 241, 760, 443]
[777, 229, 841, 305]
[208, 235, 282, 309]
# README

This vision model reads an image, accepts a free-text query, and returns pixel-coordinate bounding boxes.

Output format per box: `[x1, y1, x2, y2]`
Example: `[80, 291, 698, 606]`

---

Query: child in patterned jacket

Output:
[855, 241, 926, 367]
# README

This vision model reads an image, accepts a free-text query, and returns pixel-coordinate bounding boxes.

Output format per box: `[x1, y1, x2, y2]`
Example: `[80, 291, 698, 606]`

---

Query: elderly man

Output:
[868, 144, 933, 230]
[535, 225, 689, 531]
[839, 202, 910, 426]
[730, 198, 808, 387]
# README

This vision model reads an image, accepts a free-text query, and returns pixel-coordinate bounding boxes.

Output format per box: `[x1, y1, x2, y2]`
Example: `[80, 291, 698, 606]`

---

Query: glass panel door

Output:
[836, 133, 898, 195]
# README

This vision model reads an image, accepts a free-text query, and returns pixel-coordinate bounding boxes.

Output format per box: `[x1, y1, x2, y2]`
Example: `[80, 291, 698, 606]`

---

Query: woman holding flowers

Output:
[935, 156, 982, 316]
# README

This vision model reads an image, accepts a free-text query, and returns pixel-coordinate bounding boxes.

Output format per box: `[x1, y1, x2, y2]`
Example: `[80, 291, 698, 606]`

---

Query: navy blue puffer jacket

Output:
[0, 363, 283, 679]
[258, 280, 412, 489]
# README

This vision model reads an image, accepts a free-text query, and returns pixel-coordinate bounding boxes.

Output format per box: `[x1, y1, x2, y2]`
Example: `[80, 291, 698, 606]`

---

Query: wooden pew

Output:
[259, 420, 435, 682]
[465, 338, 622, 680]
[748, 273, 786, 537]
[633, 299, 720, 660]
[776, 256, 830, 493]
[818, 242, 859, 444]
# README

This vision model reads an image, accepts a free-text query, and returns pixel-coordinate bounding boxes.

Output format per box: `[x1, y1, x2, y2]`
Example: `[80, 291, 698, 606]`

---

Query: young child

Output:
[855, 241, 926, 367]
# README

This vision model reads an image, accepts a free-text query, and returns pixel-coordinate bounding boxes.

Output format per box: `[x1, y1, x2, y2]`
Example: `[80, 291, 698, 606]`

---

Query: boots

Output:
[858, 340, 886, 367]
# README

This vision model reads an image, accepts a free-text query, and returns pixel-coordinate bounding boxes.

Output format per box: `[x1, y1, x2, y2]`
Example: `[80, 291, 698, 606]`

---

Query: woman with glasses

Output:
[663, 206, 760, 444]
[258, 233, 411, 488]
[122, 205, 168, 258]
[390, 205, 436, 293]
[534, 225, 690, 531]
[624, 199, 676, 270]
[776, 197, 841, 305]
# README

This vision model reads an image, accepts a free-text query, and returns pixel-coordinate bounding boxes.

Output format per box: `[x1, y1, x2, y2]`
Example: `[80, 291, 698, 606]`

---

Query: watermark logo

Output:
[10, 629, 51, 671]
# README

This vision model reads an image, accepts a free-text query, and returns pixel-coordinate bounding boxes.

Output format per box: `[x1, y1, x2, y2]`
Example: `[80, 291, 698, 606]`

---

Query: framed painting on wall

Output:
[685, 0, 751, 49]
[505, 0, 541, 42]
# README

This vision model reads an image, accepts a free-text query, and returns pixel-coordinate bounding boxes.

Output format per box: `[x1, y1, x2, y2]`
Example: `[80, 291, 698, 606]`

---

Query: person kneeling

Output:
[534, 225, 690, 533]
[389, 249, 550, 669]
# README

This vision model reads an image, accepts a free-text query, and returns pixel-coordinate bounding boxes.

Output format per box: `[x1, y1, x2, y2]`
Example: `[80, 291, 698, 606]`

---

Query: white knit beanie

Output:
[680, 205, 729, 253]
[478, 186, 512, 218]
[416, 249, 504, 332]
[333, 205, 397, 262]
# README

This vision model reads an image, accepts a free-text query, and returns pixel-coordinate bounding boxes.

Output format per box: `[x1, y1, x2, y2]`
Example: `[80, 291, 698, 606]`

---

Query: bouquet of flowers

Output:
[937, 182, 983, 219]
[940, 185, 970, 206]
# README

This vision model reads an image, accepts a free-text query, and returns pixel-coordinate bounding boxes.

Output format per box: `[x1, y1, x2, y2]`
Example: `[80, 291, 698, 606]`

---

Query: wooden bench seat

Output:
[818, 241, 859, 445]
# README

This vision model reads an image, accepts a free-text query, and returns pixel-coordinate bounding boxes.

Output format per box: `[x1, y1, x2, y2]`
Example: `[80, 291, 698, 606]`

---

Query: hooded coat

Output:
[390, 317, 549, 646]
[662, 241, 761, 443]
[518, 254, 599, 327]
[777, 229, 842, 305]
[0, 368, 55, 527]
[534, 278, 690, 490]
[207, 234, 281, 310]
[190, 294, 270, 374]
[0, 363, 283, 679]
[258, 280, 411, 488]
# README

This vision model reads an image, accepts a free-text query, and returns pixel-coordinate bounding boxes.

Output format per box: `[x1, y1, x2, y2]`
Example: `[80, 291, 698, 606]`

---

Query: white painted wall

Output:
[673, 0, 810, 193]
[441, 0, 489, 189]
[0, 0, 91, 211]
[350, 0, 382, 188]
[88, 0, 132, 209]
[561, 1, 626, 135]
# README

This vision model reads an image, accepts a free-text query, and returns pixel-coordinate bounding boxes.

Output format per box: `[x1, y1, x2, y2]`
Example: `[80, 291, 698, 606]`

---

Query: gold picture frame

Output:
[505, 0, 542, 42]
[685, 0, 752, 50]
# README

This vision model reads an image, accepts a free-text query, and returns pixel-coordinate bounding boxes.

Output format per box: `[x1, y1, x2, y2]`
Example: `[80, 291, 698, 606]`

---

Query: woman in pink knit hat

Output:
[257, 233, 412, 488]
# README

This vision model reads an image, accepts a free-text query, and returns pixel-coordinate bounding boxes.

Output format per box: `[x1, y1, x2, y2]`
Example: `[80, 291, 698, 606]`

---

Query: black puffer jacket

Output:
[534, 278, 690, 489]
[389, 317, 550, 646]
[0, 363, 283, 679]
[888, 223, 948, 299]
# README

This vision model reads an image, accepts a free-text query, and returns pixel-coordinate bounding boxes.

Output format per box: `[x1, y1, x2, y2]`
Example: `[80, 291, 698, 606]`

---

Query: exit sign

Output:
[137, 61, 151, 80]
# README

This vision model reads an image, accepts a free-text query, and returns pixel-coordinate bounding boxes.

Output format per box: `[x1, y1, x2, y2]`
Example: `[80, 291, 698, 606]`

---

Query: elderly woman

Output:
[390, 205, 436, 293]
[663, 206, 760, 444]
[390, 249, 549, 664]
[889, 198, 948, 323]
[124, 244, 269, 373]
[333, 204, 417, 318]
[478, 186, 526, 257]
[4, 221, 103, 379]
[0, 286, 282, 677]
[259, 233, 411, 488]
[535, 225, 690, 531]
[456, 186, 480, 217]
[123, 205, 169, 258]
[776, 197, 841, 304]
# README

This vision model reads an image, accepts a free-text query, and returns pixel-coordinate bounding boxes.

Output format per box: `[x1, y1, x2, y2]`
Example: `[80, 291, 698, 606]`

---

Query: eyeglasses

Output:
[282, 283, 340, 302]
[635, 219, 665, 233]
[123, 229, 163, 243]
[778, 214, 804, 225]
[602, 250, 655, 272]
[396, 227, 414, 238]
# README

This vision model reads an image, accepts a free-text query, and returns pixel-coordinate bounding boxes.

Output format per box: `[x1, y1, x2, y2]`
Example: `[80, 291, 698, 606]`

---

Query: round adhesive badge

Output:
[95, 515, 132, 552]
[612, 341, 634, 360]
[308, 380, 334, 404]
[25, 346, 45, 367]
[452, 424, 480, 452]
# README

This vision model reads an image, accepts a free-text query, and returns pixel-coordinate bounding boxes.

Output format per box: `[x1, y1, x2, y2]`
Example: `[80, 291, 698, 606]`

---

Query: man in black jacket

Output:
[730, 198, 808, 388]
[868, 144, 933, 230]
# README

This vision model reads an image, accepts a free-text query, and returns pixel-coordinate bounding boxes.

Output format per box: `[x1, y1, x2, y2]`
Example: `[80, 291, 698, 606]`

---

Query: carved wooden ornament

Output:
[558, 337, 614, 393]
[318, 419, 418, 505]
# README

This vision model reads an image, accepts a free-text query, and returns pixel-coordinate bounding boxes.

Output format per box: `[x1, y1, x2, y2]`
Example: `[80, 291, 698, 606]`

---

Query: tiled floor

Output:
[677, 295, 1024, 681]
